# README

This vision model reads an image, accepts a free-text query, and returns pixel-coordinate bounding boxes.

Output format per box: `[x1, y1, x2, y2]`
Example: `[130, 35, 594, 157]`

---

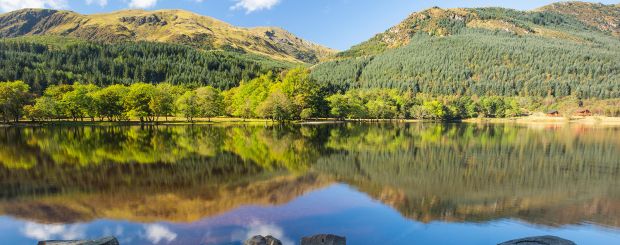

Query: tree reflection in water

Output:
[0, 123, 618, 228]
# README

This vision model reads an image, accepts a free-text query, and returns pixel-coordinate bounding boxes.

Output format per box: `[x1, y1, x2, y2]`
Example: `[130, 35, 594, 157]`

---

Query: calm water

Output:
[0, 123, 619, 245]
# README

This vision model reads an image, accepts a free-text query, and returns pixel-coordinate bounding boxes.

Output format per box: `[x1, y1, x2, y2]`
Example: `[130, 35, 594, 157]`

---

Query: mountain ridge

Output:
[538, 1, 620, 36]
[311, 2, 620, 98]
[0, 8, 336, 63]
[336, 2, 619, 59]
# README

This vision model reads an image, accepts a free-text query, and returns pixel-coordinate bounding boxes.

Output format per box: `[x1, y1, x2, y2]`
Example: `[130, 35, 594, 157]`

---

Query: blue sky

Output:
[0, 0, 618, 50]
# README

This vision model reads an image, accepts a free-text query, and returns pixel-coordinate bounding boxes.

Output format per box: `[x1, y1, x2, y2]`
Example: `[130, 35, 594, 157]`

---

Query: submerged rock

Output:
[301, 234, 346, 245]
[37, 236, 119, 245]
[498, 236, 576, 245]
[244, 235, 283, 245]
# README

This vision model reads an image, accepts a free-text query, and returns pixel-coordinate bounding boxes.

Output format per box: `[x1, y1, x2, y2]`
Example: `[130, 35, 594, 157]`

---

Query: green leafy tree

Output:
[196, 86, 224, 121]
[346, 92, 368, 120]
[300, 108, 315, 120]
[257, 87, 295, 122]
[60, 83, 99, 121]
[281, 67, 326, 118]
[124, 83, 156, 122]
[327, 94, 349, 120]
[423, 100, 449, 120]
[366, 98, 397, 119]
[0, 81, 32, 123]
[26, 96, 58, 121]
[224, 73, 274, 118]
[479, 96, 507, 118]
[176, 91, 199, 122]
[151, 83, 176, 121]
[93, 85, 129, 121]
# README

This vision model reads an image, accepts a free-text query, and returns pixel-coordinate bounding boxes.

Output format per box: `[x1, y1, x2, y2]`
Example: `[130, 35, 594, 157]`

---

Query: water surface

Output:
[0, 123, 619, 244]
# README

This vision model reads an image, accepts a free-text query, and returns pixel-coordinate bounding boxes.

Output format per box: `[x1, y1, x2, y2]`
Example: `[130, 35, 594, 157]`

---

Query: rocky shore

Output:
[37, 234, 577, 245]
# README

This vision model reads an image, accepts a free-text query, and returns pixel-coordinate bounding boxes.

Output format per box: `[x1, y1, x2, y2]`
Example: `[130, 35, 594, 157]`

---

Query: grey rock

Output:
[37, 236, 119, 245]
[244, 235, 283, 245]
[498, 236, 576, 245]
[301, 234, 346, 245]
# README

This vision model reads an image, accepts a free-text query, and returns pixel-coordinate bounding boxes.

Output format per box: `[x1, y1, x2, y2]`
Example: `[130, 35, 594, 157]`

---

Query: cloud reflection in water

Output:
[144, 224, 178, 244]
[21, 222, 86, 241]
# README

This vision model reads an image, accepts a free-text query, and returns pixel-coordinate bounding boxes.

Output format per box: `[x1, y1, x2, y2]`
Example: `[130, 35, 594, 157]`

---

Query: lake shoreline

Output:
[462, 115, 620, 126]
[3, 115, 620, 127]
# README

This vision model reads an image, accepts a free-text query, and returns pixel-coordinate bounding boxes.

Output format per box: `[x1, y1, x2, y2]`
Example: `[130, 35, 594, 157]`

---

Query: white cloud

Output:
[86, 0, 108, 7]
[231, 0, 281, 13]
[0, 0, 68, 12]
[144, 224, 177, 244]
[21, 222, 86, 241]
[129, 0, 157, 9]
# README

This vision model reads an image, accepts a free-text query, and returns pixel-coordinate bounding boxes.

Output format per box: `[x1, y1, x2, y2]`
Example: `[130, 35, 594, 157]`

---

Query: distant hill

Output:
[539, 1, 620, 37]
[312, 2, 620, 98]
[0, 8, 335, 63]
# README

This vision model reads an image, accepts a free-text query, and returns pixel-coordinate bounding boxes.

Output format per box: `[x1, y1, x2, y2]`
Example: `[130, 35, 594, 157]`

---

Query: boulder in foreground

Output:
[498, 235, 576, 245]
[301, 234, 346, 245]
[244, 235, 283, 245]
[37, 236, 119, 245]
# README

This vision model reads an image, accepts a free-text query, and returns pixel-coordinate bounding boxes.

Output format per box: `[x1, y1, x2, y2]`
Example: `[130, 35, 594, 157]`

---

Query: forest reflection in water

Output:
[0, 123, 619, 244]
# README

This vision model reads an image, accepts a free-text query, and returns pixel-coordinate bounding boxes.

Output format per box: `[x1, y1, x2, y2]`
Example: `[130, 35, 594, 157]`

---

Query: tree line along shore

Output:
[1, 68, 620, 124]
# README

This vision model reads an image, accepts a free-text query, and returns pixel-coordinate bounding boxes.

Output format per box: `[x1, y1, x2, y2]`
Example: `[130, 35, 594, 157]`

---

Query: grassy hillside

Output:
[313, 3, 620, 98]
[0, 8, 335, 63]
[539, 1, 620, 37]
[0, 36, 294, 93]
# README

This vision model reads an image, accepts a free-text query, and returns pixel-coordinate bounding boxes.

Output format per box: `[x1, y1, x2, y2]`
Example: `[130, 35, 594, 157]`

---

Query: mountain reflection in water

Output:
[0, 123, 619, 244]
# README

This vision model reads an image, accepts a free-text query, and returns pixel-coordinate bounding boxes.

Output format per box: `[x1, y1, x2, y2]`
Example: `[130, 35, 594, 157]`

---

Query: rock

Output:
[37, 236, 119, 245]
[498, 236, 576, 245]
[244, 235, 283, 245]
[301, 234, 346, 245]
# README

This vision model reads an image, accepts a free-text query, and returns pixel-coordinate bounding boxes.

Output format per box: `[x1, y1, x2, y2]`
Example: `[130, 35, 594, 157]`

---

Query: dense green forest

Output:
[312, 8, 620, 98]
[312, 30, 620, 98]
[3, 77, 619, 124]
[0, 37, 292, 94]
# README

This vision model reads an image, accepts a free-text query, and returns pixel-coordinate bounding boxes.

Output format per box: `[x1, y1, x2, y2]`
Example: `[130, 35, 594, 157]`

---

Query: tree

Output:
[409, 105, 431, 119]
[366, 98, 397, 120]
[479, 96, 507, 118]
[346, 92, 367, 120]
[300, 108, 315, 120]
[196, 86, 224, 121]
[60, 83, 99, 121]
[327, 93, 349, 120]
[42, 84, 72, 119]
[175, 91, 199, 122]
[150, 83, 176, 121]
[93, 85, 128, 121]
[23, 105, 38, 121]
[26, 96, 58, 121]
[224, 74, 274, 118]
[423, 101, 449, 120]
[281, 67, 326, 118]
[124, 83, 156, 122]
[256, 88, 295, 122]
[0, 81, 32, 123]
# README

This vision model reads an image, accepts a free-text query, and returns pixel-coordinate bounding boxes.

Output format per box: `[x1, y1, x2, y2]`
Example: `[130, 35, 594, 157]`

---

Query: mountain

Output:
[334, 3, 618, 59]
[0, 8, 335, 63]
[539, 1, 620, 37]
[312, 2, 620, 98]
